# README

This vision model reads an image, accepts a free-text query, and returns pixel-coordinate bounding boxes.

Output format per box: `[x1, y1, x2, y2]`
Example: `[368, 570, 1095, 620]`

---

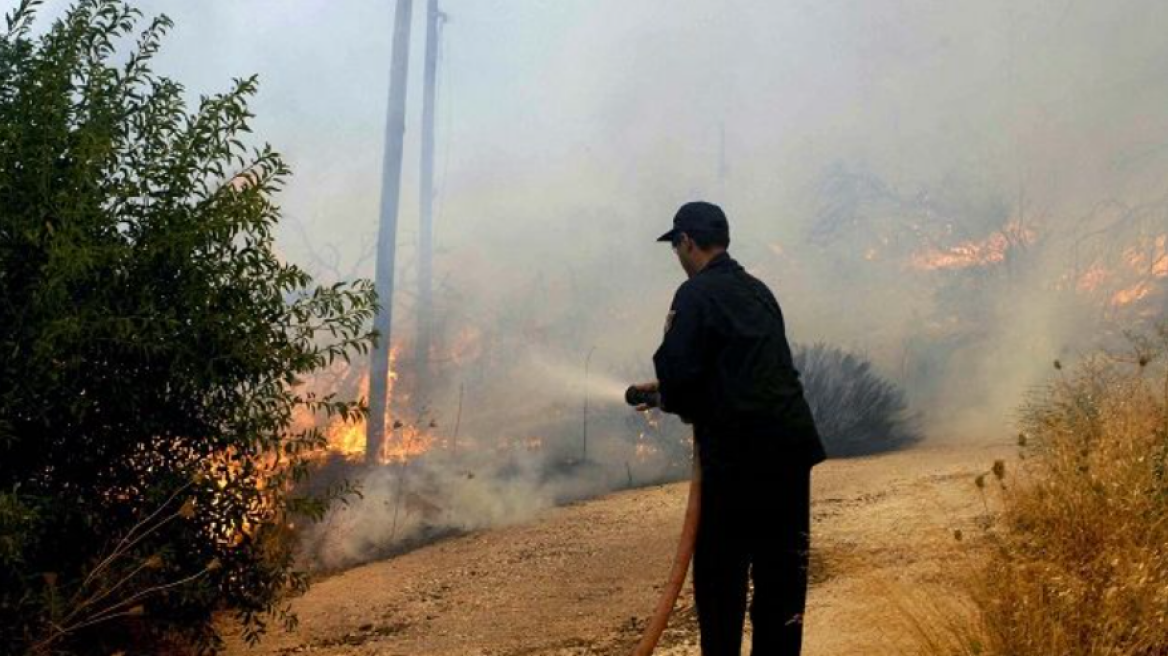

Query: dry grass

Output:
[910, 333, 1168, 655]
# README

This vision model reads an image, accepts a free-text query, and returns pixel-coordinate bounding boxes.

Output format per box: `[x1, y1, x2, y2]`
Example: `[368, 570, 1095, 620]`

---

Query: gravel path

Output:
[221, 440, 1011, 656]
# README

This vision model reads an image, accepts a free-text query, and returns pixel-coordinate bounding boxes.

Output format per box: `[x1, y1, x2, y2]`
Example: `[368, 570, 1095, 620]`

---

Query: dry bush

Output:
[794, 343, 920, 457]
[916, 331, 1168, 655]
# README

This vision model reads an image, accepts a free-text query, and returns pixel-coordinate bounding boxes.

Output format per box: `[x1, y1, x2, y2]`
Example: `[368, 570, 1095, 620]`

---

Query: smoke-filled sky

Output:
[30, 0, 1168, 439]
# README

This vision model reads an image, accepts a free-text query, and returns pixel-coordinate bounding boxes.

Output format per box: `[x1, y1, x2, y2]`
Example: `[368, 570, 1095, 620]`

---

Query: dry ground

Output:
[221, 440, 1011, 656]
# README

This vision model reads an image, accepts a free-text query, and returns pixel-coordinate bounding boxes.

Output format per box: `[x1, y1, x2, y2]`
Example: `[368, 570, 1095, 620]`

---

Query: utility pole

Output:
[717, 122, 728, 198]
[582, 346, 596, 462]
[415, 0, 446, 405]
[368, 0, 415, 464]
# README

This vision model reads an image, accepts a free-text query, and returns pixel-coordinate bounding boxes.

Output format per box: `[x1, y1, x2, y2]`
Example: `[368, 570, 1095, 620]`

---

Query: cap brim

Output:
[656, 228, 679, 243]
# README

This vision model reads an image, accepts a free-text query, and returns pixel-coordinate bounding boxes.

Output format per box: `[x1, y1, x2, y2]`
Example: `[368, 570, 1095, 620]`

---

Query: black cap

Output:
[657, 201, 730, 245]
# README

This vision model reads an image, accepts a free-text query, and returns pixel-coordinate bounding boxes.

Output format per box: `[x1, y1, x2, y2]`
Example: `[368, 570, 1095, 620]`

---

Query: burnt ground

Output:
[220, 440, 1011, 656]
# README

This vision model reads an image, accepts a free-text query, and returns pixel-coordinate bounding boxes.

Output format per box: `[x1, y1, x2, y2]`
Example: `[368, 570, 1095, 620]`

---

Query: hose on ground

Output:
[631, 454, 702, 655]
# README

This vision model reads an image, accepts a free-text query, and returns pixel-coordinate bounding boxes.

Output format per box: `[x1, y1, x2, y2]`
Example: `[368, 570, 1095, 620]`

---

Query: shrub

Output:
[0, 1, 375, 653]
[970, 340, 1168, 654]
[916, 331, 1168, 655]
[794, 343, 919, 457]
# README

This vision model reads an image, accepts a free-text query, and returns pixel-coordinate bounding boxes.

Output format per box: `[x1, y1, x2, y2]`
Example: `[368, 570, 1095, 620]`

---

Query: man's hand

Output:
[630, 381, 660, 412]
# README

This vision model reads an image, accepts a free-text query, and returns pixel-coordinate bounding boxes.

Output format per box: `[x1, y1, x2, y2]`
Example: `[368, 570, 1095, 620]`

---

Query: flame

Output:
[911, 222, 1035, 271]
[320, 413, 438, 463]
[200, 446, 284, 548]
[1121, 235, 1168, 277]
[1112, 281, 1154, 307]
[1072, 234, 1168, 308]
[318, 345, 431, 463]
[326, 418, 366, 458]
[381, 424, 436, 463]
[1110, 236, 1168, 306]
[1076, 263, 1109, 293]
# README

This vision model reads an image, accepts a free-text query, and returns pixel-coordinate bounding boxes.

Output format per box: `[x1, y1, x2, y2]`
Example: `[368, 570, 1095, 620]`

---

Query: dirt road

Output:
[222, 440, 1010, 656]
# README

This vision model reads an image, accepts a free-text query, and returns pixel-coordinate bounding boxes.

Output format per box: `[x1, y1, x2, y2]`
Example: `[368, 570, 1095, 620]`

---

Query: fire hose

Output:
[625, 387, 702, 656]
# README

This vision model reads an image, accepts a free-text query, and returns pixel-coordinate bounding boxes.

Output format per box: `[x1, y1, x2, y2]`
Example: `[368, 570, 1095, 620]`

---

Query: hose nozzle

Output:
[625, 386, 661, 409]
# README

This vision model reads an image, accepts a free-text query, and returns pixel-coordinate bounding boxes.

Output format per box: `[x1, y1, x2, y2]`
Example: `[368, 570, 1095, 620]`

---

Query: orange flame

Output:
[1111, 281, 1154, 307]
[1122, 235, 1168, 277]
[910, 222, 1035, 272]
[311, 342, 470, 464]
[1076, 263, 1109, 293]
[381, 424, 437, 463]
[295, 344, 428, 463]
[325, 418, 366, 458]
[1073, 234, 1168, 308]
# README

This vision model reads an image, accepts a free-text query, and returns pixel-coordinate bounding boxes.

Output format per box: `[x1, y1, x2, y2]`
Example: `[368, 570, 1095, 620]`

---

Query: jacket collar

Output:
[697, 251, 736, 276]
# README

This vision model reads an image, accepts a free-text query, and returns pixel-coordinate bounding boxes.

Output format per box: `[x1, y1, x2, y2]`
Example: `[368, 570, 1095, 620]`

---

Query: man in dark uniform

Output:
[633, 201, 827, 656]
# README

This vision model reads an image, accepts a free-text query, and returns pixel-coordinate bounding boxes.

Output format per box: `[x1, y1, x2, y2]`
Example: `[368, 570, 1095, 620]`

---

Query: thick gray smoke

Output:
[297, 381, 691, 571]
[33, 0, 1168, 565]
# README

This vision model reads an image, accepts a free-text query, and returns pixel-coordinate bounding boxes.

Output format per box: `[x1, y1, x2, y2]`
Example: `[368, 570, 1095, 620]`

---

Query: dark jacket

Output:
[653, 252, 827, 474]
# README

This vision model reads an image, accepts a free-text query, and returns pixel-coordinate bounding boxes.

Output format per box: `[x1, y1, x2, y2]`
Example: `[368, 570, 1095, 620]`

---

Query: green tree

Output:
[0, 1, 376, 652]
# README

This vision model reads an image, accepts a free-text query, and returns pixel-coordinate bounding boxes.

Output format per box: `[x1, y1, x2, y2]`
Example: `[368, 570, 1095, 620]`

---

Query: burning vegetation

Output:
[797, 162, 1168, 438]
[0, 3, 377, 653]
[909, 220, 1036, 273]
[284, 319, 694, 571]
[6, 0, 1168, 653]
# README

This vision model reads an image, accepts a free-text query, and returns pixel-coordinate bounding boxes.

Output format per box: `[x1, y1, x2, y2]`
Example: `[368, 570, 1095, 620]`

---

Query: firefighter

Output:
[632, 201, 827, 656]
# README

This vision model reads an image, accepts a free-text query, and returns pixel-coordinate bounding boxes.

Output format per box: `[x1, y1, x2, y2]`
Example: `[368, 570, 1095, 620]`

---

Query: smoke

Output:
[299, 423, 688, 572]
[300, 451, 580, 572]
[32, 0, 1168, 563]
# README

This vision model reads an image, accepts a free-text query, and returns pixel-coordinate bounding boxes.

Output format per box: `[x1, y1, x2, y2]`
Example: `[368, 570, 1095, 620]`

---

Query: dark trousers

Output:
[693, 462, 812, 656]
